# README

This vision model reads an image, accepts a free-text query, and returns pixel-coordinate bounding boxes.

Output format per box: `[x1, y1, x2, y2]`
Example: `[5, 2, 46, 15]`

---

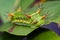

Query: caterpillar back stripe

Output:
[12, 20, 30, 24]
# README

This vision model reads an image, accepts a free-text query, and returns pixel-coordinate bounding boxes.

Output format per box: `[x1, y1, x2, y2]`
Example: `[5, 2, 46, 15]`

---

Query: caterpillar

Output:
[8, 8, 47, 27]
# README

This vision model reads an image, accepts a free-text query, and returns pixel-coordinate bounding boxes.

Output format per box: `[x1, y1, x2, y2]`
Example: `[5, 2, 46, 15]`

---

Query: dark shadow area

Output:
[0, 17, 3, 26]
[27, 27, 48, 40]
[0, 32, 26, 40]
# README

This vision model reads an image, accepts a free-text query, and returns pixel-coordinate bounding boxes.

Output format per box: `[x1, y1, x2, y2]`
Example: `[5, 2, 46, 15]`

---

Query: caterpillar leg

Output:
[31, 9, 41, 17]
[8, 13, 14, 21]
[25, 14, 31, 19]
[8, 13, 14, 17]
[41, 14, 48, 19]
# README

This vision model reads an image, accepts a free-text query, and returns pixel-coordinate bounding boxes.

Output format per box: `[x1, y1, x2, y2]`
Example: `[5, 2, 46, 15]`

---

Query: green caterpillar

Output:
[8, 8, 47, 27]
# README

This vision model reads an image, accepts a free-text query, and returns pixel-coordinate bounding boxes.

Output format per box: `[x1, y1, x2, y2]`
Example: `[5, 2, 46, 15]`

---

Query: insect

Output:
[8, 8, 47, 28]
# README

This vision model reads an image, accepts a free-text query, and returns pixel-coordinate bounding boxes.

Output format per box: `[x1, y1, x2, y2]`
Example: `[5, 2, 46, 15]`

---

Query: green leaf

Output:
[0, 0, 20, 23]
[0, 22, 13, 32]
[20, 0, 34, 11]
[0, 22, 37, 36]
[31, 30, 60, 40]
[41, 1, 60, 24]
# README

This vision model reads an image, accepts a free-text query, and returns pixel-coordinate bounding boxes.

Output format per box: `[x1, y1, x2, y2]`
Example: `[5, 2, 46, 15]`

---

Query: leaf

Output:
[31, 30, 60, 40]
[0, 0, 20, 24]
[41, 1, 60, 24]
[0, 22, 13, 32]
[20, 0, 34, 11]
[0, 22, 37, 36]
